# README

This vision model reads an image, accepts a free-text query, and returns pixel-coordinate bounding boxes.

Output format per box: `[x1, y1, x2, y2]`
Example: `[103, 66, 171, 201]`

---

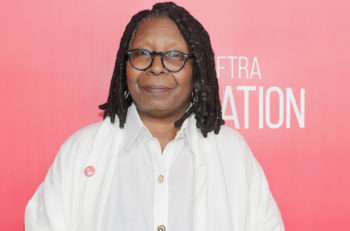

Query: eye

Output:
[131, 49, 151, 60]
[138, 49, 150, 55]
[165, 51, 185, 62]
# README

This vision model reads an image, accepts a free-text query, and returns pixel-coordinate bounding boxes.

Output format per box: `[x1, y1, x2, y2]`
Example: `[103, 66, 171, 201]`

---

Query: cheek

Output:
[126, 63, 138, 89]
[177, 65, 194, 92]
[126, 62, 132, 81]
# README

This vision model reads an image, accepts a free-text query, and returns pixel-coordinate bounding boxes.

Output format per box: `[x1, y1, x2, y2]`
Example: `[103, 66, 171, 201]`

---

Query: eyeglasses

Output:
[126, 48, 193, 73]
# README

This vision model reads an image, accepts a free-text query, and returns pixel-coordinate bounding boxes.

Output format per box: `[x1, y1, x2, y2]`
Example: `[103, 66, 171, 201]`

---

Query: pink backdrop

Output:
[1, 0, 349, 230]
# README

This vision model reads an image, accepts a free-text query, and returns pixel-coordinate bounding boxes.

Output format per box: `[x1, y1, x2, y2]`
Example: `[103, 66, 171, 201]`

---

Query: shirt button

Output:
[157, 225, 166, 231]
[158, 175, 164, 183]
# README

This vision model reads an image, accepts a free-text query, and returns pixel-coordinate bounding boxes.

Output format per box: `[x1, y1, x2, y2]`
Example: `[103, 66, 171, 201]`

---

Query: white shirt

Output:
[25, 103, 285, 231]
[101, 104, 195, 231]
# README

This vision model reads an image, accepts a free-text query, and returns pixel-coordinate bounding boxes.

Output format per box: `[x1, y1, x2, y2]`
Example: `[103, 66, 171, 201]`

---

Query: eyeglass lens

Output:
[130, 50, 187, 72]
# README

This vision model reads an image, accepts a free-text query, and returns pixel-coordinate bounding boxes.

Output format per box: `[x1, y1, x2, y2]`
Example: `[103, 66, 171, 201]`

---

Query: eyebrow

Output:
[131, 45, 189, 53]
[132, 43, 189, 53]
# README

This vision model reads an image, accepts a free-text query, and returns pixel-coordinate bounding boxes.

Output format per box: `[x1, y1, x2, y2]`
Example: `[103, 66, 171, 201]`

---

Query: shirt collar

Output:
[119, 103, 193, 157]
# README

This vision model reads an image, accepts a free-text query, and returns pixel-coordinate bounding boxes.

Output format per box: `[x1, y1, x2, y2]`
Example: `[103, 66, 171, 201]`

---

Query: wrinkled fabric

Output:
[25, 104, 285, 231]
[100, 104, 195, 231]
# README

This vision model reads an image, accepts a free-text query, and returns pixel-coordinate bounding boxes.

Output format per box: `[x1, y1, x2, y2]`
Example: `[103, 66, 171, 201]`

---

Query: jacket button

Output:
[157, 225, 166, 231]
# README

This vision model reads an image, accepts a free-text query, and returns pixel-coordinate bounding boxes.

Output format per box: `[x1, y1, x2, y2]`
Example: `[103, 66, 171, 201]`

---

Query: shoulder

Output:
[59, 117, 119, 153]
[215, 125, 244, 139]
[61, 121, 103, 148]
[209, 125, 267, 185]
[49, 118, 120, 176]
[212, 125, 248, 148]
[208, 125, 256, 166]
[209, 127, 285, 229]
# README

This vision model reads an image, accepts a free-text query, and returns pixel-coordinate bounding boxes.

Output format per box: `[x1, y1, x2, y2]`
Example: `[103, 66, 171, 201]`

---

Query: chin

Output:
[134, 99, 190, 119]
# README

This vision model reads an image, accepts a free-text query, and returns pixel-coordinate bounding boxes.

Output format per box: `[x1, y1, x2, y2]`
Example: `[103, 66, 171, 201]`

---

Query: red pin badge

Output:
[84, 166, 95, 177]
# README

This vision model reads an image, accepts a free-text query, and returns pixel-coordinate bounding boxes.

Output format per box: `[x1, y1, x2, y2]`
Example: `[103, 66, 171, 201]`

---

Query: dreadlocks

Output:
[99, 1, 225, 137]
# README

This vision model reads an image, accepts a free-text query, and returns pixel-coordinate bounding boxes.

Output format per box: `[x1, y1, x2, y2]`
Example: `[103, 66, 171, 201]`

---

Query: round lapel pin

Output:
[84, 166, 95, 177]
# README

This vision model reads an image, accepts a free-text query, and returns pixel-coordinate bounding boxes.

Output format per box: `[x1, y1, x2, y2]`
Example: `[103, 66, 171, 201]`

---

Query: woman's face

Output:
[126, 17, 194, 120]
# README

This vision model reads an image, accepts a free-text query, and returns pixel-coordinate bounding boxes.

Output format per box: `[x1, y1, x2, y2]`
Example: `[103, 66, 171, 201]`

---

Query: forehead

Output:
[130, 16, 189, 50]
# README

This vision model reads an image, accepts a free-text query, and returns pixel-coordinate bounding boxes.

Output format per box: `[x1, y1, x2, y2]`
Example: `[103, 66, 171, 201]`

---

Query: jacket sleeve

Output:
[238, 135, 285, 231]
[25, 142, 70, 231]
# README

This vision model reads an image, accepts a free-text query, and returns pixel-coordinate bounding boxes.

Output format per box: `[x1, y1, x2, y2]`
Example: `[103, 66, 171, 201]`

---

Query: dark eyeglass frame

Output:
[126, 48, 193, 73]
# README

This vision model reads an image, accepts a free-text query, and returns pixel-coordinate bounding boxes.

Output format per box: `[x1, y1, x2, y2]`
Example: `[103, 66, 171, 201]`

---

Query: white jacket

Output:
[25, 111, 285, 231]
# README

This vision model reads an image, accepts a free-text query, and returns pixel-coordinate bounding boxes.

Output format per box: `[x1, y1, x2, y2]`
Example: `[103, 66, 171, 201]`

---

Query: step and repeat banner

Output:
[1, 0, 349, 230]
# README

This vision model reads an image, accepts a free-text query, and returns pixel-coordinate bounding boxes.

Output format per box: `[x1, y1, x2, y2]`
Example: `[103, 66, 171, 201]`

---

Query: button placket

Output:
[152, 133, 186, 231]
[153, 139, 168, 231]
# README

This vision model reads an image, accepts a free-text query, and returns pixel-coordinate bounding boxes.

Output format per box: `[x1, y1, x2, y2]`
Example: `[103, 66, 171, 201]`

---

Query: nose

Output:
[148, 54, 166, 75]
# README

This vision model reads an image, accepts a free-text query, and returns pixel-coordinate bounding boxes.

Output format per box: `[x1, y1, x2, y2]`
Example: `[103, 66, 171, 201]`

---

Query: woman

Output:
[25, 2, 285, 231]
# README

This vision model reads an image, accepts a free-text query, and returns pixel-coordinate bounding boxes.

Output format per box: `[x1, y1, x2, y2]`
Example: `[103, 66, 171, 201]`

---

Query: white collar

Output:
[119, 103, 193, 157]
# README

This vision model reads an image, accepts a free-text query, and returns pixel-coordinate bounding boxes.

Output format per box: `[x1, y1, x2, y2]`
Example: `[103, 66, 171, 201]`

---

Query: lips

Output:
[140, 84, 172, 94]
